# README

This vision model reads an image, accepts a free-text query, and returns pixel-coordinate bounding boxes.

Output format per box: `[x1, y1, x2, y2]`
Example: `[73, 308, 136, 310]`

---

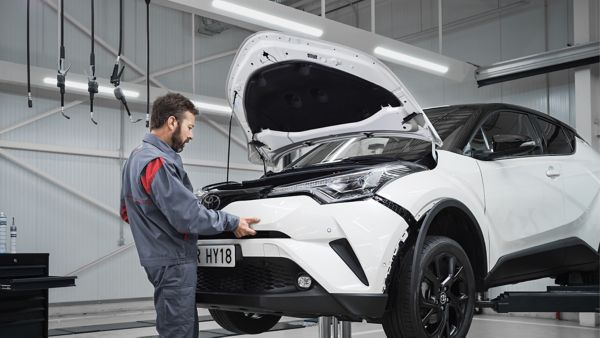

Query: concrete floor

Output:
[48, 306, 600, 338]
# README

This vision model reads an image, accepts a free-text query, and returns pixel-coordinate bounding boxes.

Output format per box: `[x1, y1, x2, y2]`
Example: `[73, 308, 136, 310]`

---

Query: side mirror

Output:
[475, 134, 536, 160]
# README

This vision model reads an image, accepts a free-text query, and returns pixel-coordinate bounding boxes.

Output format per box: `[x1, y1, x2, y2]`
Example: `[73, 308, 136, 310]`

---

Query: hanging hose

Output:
[26, 0, 32, 108]
[145, 0, 151, 128]
[57, 0, 70, 119]
[110, 0, 140, 123]
[88, 0, 98, 125]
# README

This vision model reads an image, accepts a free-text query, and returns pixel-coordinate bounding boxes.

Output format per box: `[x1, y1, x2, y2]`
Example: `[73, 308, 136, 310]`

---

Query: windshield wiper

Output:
[339, 155, 398, 164]
[280, 161, 366, 174]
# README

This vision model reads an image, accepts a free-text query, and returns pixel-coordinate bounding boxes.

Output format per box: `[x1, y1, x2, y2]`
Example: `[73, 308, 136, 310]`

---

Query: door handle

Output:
[546, 166, 560, 178]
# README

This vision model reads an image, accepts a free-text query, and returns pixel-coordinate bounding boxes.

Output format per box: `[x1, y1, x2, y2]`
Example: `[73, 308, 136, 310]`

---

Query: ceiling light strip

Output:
[374, 47, 449, 74]
[212, 0, 323, 37]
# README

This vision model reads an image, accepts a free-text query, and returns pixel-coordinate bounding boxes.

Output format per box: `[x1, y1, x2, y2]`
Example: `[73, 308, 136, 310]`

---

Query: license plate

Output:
[197, 245, 236, 267]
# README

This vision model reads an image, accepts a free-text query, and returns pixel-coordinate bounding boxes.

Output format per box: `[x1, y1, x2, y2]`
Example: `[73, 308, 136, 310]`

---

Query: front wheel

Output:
[209, 309, 281, 334]
[383, 236, 476, 338]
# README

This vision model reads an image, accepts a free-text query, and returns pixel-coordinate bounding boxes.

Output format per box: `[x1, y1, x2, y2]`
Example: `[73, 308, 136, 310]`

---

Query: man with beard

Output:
[120, 93, 258, 338]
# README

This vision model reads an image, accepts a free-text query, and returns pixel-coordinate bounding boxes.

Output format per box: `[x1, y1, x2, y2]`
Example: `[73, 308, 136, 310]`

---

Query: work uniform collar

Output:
[143, 133, 179, 162]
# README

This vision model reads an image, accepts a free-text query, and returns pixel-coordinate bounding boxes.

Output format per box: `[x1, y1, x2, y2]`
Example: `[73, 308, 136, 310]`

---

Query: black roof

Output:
[423, 103, 579, 152]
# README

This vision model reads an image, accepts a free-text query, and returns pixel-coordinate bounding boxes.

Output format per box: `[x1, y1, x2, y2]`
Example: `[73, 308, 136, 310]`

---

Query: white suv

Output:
[195, 32, 600, 337]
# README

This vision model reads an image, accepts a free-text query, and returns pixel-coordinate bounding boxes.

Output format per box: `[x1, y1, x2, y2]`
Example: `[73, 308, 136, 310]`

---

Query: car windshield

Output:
[284, 107, 473, 171]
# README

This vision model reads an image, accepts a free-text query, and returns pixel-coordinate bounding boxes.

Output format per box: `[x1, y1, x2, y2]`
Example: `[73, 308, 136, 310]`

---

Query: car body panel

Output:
[479, 156, 566, 265]
[560, 139, 600, 251]
[213, 196, 410, 293]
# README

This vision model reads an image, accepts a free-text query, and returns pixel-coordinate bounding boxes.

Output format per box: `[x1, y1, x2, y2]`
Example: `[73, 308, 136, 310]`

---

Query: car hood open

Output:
[226, 31, 442, 164]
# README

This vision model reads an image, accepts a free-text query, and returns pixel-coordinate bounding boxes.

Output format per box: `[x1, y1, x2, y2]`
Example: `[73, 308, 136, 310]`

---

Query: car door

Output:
[466, 110, 565, 265]
[533, 117, 600, 248]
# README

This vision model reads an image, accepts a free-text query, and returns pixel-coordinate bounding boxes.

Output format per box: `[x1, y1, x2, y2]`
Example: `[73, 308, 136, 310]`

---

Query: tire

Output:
[209, 309, 281, 334]
[383, 236, 476, 338]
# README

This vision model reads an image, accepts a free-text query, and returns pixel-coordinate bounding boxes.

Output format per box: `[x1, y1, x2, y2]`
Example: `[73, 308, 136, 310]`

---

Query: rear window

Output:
[535, 117, 573, 155]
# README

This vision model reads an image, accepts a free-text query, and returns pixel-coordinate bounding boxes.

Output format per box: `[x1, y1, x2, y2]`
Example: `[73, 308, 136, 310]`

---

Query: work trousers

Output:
[145, 262, 199, 338]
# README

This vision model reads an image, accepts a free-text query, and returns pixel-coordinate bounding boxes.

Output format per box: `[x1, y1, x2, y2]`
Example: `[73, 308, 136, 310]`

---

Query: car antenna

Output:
[57, 0, 71, 119]
[87, 0, 99, 125]
[110, 0, 141, 124]
[26, 0, 33, 108]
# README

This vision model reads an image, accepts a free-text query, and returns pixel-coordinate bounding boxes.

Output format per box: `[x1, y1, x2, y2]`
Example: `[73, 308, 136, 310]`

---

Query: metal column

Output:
[318, 317, 351, 338]
[341, 321, 351, 338]
[318, 317, 331, 337]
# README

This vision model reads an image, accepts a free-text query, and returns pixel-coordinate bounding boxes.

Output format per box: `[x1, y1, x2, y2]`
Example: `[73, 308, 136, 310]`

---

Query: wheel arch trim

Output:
[409, 199, 487, 324]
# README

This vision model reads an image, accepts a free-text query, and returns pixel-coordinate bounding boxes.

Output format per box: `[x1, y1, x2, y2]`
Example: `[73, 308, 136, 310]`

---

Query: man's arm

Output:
[142, 158, 257, 237]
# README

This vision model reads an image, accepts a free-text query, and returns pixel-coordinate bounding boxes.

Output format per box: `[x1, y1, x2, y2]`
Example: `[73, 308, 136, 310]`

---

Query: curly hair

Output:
[150, 93, 198, 130]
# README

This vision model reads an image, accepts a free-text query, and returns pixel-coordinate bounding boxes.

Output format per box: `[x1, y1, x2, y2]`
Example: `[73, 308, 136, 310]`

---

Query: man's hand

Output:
[234, 217, 259, 238]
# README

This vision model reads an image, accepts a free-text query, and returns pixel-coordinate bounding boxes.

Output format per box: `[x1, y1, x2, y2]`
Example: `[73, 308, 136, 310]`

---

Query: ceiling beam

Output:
[476, 42, 600, 86]
[131, 49, 238, 84]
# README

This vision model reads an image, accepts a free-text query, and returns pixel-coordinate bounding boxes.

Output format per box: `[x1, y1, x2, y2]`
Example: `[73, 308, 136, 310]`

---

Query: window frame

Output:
[464, 109, 545, 161]
[531, 116, 576, 156]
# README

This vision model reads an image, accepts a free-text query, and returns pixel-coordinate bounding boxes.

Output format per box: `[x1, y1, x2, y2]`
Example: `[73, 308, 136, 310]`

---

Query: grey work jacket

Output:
[120, 133, 239, 267]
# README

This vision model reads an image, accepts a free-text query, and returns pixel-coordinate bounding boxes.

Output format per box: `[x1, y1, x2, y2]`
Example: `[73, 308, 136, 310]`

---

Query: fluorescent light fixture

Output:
[374, 47, 449, 74]
[192, 100, 232, 114]
[43, 77, 140, 98]
[212, 0, 323, 37]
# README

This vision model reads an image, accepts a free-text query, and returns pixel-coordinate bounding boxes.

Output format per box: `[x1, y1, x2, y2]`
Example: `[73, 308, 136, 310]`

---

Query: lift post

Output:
[318, 317, 351, 338]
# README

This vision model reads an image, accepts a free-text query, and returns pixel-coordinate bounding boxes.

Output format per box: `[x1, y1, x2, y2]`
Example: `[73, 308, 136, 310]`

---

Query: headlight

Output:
[269, 163, 419, 203]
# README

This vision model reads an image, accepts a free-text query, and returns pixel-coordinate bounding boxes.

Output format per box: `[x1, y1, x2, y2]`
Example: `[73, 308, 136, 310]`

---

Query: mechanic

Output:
[120, 93, 258, 338]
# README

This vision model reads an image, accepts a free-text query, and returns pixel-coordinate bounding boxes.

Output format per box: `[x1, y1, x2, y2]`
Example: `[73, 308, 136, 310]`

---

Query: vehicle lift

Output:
[316, 284, 598, 338]
[477, 284, 600, 313]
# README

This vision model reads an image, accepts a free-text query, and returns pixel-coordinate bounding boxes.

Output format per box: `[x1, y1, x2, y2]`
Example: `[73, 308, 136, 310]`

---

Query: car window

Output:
[535, 117, 573, 155]
[287, 140, 345, 168]
[465, 111, 541, 159]
[563, 128, 577, 151]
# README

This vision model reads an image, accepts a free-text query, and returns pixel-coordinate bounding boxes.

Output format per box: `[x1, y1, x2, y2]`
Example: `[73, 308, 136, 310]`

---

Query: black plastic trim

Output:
[373, 195, 417, 227]
[410, 199, 488, 322]
[198, 231, 290, 240]
[485, 237, 600, 288]
[329, 239, 369, 286]
[196, 285, 387, 321]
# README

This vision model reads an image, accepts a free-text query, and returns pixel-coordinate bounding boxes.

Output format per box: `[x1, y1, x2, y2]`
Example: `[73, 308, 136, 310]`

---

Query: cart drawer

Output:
[0, 276, 76, 291]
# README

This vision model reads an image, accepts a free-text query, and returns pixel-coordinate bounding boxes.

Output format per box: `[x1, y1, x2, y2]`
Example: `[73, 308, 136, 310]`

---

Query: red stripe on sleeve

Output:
[141, 157, 165, 195]
[120, 204, 129, 224]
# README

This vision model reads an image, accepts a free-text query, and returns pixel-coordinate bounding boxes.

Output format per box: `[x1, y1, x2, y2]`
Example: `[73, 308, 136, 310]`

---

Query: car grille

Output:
[197, 257, 305, 294]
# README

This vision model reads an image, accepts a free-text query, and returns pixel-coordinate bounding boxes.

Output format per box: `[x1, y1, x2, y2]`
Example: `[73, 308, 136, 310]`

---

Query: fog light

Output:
[297, 274, 312, 289]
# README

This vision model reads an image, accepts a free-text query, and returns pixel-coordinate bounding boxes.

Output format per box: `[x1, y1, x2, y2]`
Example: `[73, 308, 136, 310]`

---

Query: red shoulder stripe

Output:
[141, 157, 165, 195]
[120, 204, 129, 224]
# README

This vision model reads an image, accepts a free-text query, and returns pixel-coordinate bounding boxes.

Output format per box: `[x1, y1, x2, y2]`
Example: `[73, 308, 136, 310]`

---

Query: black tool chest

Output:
[0, 254, 76, 338]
